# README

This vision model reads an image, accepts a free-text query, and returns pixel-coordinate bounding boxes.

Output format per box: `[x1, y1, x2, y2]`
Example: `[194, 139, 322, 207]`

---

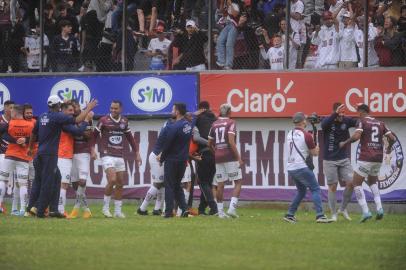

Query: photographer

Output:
[321, 103, 357, 221]
[284, 112, 330, 224]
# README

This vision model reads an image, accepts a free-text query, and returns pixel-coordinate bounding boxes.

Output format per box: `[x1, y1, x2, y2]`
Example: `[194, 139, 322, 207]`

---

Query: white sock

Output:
[58, 188, 67, 213]
[103, 195, 111, 211]
[229, 197, 239, 211]
[354, 186, 369, 215]
[140, 186, 158, 211]
[74, 187, 83, 208]
[176, 207, 182, 216]
[0, 181, 6, 205]
[217, 202, 224, 214]
[370, 184, 383, 211]
[78, 186, 89, 210]
[12, 186, 20, 212]
[114, 200, 122, 214]
[19, 186, 28, 212]
[154, 188, 165, 211]
[183, 189, 190, 204]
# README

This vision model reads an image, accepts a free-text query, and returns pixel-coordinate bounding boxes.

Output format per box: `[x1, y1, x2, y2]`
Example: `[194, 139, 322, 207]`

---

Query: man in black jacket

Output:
[195, 101, 218, 215]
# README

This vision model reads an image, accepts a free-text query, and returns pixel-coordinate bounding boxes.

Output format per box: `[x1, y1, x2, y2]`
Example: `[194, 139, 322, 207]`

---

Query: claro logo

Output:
[227, 78, 296, 113]
[131, 77, 172, 112]
[345, 77, 405, 113]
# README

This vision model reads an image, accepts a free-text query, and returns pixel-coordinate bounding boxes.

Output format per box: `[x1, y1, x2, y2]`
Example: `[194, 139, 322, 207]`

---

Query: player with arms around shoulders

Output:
[339, 104, 395, 222]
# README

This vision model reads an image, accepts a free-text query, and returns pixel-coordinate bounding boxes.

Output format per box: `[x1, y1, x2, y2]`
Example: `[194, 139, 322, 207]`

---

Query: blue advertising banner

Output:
[0, 73, 198, 115]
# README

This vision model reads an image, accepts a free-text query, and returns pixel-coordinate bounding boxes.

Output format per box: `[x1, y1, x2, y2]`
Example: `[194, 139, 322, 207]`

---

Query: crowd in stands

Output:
[0, 0, 405, 73]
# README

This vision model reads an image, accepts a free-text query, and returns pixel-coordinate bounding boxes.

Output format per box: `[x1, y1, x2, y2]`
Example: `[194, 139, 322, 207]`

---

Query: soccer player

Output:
[339, 104, 395, 222]
[137, 119, 173, 216]
[69, 100, 95, 218]
[0, 100, 14, 214]
[208, 104, 243, 218]
[321, 103, 357, 221]
[27, 95, 97, 218]
[0, 105, 34, 215]
[57, 102, 92, 216]
[94, 100, 141, 218]
[284, 112, 330, 223]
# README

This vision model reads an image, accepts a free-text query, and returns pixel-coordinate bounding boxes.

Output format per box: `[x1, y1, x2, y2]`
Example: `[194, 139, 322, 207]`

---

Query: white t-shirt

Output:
[147, 37, 171, 62]
[354, 25, 379, 67]
[25, 34, 49, 70]
[261, 46, 284, 70]
[312, 25, 340, 67]
[339, 25, 357, 62]
[286, 128, 315, 171]
[290, 0, 305, 43]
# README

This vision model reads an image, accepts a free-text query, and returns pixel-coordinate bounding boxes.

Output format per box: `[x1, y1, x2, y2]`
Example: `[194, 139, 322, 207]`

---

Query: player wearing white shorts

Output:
[0, 105, 34, 215]
[57, 102, 92, 216]
[94, 101, 141, 218]
[340, 104, 395, 222]
[208, 104, 244, 218]
[137, 120, 173, 216]
[69, 99, 95, 219]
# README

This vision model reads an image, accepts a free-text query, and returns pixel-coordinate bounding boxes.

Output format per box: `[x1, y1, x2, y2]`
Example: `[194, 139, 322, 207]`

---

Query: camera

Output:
[307, 113, 321, 124]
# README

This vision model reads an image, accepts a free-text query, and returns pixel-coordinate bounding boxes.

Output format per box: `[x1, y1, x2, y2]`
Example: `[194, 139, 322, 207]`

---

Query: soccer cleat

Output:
[28, 207, 37, 216]
[227, 209, 239, 218]
[283, 215, 297, 224]
[11, 209, 20, 216]
[331, 214, 338, 222]
[102, 209, 113, 218]
[338, 209, 352, 221]
[181, 210, 191, 218]
[360, 212, 372, 223]
[24, 211, 34, 217]
[316, 215, 333, 223]
[82, 209, 92, 219]
[48, 212, 66, 218]
[69, 208, 80, 219]
[137, 208, 148, 216]
[0, 203, 7, 214]
[218, 212, 230, 219]
[152, 209, 162, 216]
[114, 212, 126, 219]
[19, 210, 25, 216]
[376, 209, 384, 220]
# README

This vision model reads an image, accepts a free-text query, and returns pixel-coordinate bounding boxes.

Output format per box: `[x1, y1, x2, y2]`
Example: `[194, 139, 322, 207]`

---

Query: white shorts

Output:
[215, 161, 242, 184]
[71, 153, 90, 182]
[58, 158, 73, 184]
[355, 161, 382, 178]
[181, 163, 192, 183]
[102, 156, 126, 172]
[149, 152, 164, 183]
[28, 161, 35, 180]
[0, 158, 29, 184]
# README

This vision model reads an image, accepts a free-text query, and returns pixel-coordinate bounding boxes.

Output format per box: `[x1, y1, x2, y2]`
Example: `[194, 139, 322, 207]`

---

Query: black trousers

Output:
[164, 160, 188, 217]
[197, 151, 217, 213]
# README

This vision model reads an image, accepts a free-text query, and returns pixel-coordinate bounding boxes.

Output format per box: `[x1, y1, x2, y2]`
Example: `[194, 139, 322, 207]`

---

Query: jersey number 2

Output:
[371, 126, 379, 142]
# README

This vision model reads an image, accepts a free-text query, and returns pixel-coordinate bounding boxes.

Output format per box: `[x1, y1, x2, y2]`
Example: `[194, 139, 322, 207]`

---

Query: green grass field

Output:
[1, 205, 405, 270]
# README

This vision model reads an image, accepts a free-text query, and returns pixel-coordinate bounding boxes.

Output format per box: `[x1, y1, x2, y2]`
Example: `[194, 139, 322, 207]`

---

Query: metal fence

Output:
[0, 0, 405, 73]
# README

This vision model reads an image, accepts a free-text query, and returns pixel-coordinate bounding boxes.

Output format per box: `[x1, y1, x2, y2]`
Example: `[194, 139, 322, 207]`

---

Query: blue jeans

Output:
[216, 22, 238, 68]
[287, 167, 324, 217]
[111, 2, 138, 32]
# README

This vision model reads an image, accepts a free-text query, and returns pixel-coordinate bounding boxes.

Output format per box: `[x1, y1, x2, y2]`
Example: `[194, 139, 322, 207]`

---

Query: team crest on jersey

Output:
[340, 123, 347, 130]
[356, 134, 403, 190]
[278, 51, 283, 56]
[120, 123, 126, 130]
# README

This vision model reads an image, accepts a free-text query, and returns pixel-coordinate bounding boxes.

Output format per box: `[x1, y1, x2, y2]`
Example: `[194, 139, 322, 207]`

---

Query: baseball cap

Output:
[47, 95, 62, 106]
[292, 112, 306, 123]
[186, 20, 196, 28]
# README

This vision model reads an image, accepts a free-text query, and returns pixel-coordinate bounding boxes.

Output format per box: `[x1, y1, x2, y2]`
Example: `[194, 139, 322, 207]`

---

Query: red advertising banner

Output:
[200, 70, 406, 117]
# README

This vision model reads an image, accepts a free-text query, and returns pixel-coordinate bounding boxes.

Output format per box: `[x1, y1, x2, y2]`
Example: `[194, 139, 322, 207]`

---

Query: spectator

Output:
[216, 1, 246, 70]
[8, 20, 25, 72]
[97, 10, 115, 72]
[303, 0, 324, 25]
[354, 16, 379, 67]
[87, 0, 113, 24]
[113, 28, 138, 71]
[0, 0, 12, 72]
[312, 11, 340, 69]
[81, 10, 104, 70]
[111, 0, 137, 33]
[259, 34, 284, 70]
[77, 1, 89, 32]
[375, 16, 405, 66]
[338, 10, 358, 69]
[22, 25, 50, 72]
[277, 18, 301, 69]
[328, 0, 347, 22]
[55, 3, 80, 36]
[398, 5, 406, 33]
[147, 24, 171, 70]
[172, 19, 208, 71]
[52, 20, 80, 72]
[290, 0, 305, 68]
[263, 3, 285, 38]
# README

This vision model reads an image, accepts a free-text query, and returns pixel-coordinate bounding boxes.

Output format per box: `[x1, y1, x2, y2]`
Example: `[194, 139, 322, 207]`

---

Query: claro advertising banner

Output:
[0, 73, 198, 115]
[84, 119, 405, 202]
[200, 70, 406, 117]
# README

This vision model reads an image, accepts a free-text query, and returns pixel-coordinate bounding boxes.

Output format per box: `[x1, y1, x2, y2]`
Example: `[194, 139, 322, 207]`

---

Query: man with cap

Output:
[284, 112, 331, 223]
[338, 7, 358, 69]
[147, 24, 171, 70]
[26, 95, 97, 218]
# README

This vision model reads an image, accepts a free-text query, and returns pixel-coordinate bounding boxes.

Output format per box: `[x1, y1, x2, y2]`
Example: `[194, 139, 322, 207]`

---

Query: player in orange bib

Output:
[0, 105, 34, 216]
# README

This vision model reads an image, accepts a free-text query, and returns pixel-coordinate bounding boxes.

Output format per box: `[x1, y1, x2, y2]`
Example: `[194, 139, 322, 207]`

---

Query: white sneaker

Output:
[331, 214, 338, 222]
[114, 212, 126, 218]
[102, 209, 113, 218]
[227, 208, 239, 218]
[338, 209, 352, 221]
[218, 212, 230, 219]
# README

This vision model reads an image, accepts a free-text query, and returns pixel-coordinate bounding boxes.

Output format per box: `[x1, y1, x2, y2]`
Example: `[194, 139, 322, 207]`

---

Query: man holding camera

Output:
[284, 112, 330, 223]
[321, 103, 357, 221]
